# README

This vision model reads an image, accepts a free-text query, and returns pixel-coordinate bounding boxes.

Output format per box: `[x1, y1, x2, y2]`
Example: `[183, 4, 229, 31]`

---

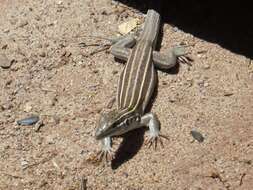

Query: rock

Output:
[0, 53, 12, 69]
[112, 70, 118, 75]
[20, 159, 29, 169]
[34, 120, 44, 132]
[203, 82, 209, 87]
[39, 51, 46, 57]
[18, 20, 28, 28]
[190, 130, 204, 142]
[203, 63, 210, 70]
[17, 115, 39, 126]
[24, 102, 33, 112]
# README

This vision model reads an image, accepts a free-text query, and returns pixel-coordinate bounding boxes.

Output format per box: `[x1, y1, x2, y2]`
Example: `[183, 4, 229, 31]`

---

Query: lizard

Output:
[94, 9, 189, 162]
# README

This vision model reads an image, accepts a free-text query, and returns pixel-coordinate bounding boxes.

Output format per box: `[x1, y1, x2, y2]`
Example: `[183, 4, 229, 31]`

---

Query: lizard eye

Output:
[124, 118, 130, 126]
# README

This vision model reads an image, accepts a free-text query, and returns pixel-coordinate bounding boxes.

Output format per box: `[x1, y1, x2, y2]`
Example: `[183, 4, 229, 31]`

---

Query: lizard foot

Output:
[145, 134, 169, 149]
[95, 148, 115, 164]
[173, 45, 193, 66]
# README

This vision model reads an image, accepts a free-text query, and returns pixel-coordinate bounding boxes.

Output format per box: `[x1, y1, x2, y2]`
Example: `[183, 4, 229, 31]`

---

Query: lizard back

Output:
[116, 10, 160, 116]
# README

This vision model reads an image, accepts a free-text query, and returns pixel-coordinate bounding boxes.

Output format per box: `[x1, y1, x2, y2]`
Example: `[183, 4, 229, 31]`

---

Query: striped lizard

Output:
[95, 9, 188, 162]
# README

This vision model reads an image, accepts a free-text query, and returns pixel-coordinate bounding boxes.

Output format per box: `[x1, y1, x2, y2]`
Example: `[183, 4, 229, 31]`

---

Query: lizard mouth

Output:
[95, 125, 119, 140]
[95, 122, 128, 140]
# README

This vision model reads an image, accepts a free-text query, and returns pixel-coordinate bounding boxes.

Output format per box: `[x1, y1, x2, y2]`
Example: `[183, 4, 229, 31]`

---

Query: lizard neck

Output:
[139, 9, 160, 48]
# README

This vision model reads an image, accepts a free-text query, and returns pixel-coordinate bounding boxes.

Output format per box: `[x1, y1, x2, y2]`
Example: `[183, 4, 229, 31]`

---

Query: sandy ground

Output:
[0, 0, 252, 189]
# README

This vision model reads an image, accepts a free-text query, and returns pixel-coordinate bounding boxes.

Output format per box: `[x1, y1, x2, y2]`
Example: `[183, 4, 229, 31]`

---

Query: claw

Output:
[178, 55, 193, 66]
[96, 149, 115, 164]
[145, 134, 169, 150]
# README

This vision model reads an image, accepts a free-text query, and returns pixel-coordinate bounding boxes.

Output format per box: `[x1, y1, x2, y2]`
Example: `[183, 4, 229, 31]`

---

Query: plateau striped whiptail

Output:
[94, 9, 189, 162]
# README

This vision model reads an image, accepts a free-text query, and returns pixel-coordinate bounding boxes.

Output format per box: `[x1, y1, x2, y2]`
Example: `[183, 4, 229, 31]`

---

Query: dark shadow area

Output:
[111, 128, 145, 169]
[114, 0, 253, 59]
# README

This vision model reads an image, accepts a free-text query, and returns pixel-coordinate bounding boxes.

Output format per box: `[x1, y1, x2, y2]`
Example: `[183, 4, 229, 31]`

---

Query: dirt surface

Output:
[0, 0, 252, 189]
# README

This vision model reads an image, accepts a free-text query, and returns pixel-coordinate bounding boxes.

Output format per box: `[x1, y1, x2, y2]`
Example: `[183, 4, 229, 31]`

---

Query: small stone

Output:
[0, 53, 12, 69]
[50, 96, 58, 107]
[34, 14, 41, 21]
[21, 160, 29, 169]
[101, 9, 108, 15]
[17, 115, 39, 126]
[172, 26, 179, 32]
[24, 102, 33, 112]
[186, 77, 192, 81]
[34, 120, 44, 132]
[203, 82, 209, 87]
[2, 44, 8, 49]
[18, 20, 28, 28]
[196, 79, 204, 86]
[168, 95, 177, 103]
[39, 51, 46, 57]
[3, 28, 10, 33]
[93, 69, 99, 74]
[122, 172, 129, 178]
[190, 130, 204, 142]
[162, 81, 168, 86]
[5, 79, 12, 87]
[223, 91, 234, 96]
[112, 70, 118, 75]
[57, 0, 63, 5]
[197, 50, 207, 54]
[203, 63, 210, 70]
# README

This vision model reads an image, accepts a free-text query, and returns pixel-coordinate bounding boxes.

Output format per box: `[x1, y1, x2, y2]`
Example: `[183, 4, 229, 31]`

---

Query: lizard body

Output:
[95, 9, 188, 162]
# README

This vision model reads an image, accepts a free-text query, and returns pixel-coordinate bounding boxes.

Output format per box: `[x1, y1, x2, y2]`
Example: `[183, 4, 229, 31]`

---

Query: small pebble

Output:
[190, 130, 204, 142]
[17, 115, 39, 126]
[196, 79, 204, 86]
[0, 53, 12, 69]
[101, 9, 108, 15]
[3, 28, 10, 33]
[203, 82, 209, 87]
[203, 63, 210, 70]
[34, 120, 44, 132]
[2, 44, 8, 49]
[122, 172, 129, 178]
[24, 102, 33, 112]
[172, 26, 179, 32]
[112, 70, 118, 75]
[21, 160, 29, 169]
[18, 20, 28, 28]
[224, 92, 234, 96]
[39, 51, 46, 57]
[168, 95, 177, 103]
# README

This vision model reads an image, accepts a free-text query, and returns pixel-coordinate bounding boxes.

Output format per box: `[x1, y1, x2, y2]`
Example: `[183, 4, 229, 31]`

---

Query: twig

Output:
[239, 173, 246, 186]
[82, 45, 111, 57]
[80, 176, 87, 190]
[1, 172, 23, 179]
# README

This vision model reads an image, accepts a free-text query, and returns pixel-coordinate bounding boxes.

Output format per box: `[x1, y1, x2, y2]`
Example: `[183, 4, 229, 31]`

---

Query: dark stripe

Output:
[128, 41, 152, 110]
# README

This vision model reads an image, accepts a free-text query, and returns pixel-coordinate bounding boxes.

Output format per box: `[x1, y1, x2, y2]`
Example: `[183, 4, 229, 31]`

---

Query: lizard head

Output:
[95, 109, 141, 140]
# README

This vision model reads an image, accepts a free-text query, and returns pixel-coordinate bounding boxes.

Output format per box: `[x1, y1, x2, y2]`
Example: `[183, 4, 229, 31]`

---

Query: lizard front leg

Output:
[96, 136, 115, 163]
[111, 45, 189, 70]
[110, 35, 136, 61]
[141, 113, 169, 149]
